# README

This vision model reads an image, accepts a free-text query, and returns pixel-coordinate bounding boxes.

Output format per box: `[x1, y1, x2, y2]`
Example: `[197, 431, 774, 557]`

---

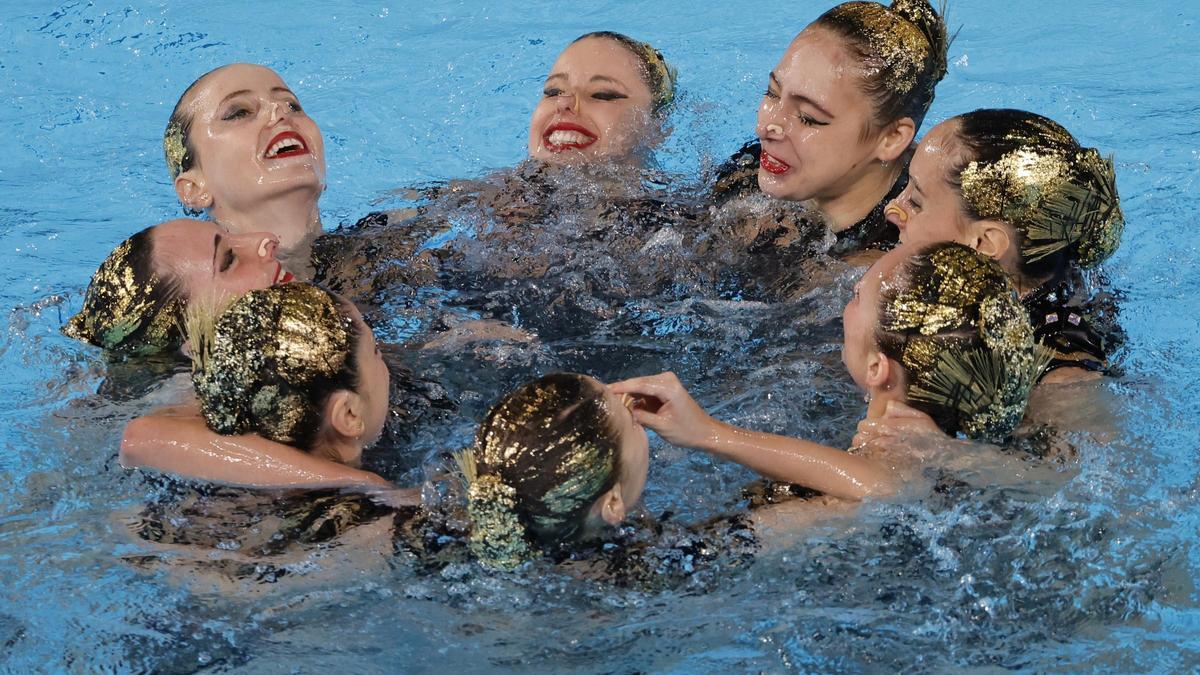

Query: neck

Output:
[813, 162, 902, 233]
[211, 190, 323, 256]
[864, 387, 905, 420]
[312, 435, 362, 469]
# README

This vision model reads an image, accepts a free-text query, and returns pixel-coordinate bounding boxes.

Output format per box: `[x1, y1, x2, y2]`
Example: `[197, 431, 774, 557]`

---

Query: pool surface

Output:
[2, 1, 1200, 671]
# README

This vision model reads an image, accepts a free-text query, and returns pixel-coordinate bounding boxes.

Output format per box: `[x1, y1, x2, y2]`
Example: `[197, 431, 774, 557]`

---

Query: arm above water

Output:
[120, 405, 392, 490]
[610, 373, 895, 501]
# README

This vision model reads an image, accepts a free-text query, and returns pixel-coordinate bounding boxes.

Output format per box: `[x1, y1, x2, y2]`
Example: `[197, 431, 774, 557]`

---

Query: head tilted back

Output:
[62, 227, 184, 355]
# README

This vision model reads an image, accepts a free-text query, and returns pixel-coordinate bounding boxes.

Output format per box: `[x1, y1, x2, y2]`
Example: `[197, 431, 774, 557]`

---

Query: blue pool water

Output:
[2, 1, 1200, 671]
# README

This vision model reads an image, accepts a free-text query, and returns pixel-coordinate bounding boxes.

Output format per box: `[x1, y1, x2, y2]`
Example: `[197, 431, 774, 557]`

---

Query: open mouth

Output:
[759, 150, 791, 175]
[542, 122, 597, 152]
[265, 131, 309, 159]
[274, 263, 294, 285]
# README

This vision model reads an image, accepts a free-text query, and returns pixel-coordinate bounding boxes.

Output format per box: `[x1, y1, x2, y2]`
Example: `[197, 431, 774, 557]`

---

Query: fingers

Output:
[632, 407, 669, 430]
[609, 372, 682, 398]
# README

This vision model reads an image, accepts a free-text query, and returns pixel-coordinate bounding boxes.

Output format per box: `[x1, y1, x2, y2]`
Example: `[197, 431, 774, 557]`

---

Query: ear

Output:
[864, 349, 892, 391]
[596, 483, 627, 525]
[174, 170, 212, 211]
[965, 219, 1014, 261]
[323, 389, 366, 440]
[875, 117, 916, 163]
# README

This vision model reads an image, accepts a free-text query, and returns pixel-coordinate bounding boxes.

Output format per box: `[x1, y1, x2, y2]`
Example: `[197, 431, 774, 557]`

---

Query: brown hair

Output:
[812, 0, 949, 134]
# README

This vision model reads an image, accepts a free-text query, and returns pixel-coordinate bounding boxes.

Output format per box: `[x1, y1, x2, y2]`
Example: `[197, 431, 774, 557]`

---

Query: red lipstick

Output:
[760, 150, 791, 175]
[542, 121, 598, 152]
[265, 131, 309, 159]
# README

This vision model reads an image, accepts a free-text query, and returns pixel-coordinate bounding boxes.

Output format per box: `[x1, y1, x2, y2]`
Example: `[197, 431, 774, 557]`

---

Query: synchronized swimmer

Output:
[63, 0, 1124, 571]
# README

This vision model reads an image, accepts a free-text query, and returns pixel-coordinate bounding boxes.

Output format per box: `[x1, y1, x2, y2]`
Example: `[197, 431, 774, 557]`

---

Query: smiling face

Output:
[174, 64, 326, 215]
[841, 246, 908, 390]
[527, 36, 656, 163]
[885, 119, 975, 248]
[151, 220, 293, 304]
[756, 28, 892, 203]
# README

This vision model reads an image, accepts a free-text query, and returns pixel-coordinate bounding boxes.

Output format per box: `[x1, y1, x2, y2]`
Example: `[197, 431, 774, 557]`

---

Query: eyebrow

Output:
[217, 89, 252, 107]
[211, 233, 222, 277]
[910, 174, 925, 196]
[272, 87, 297, 98]
[545, 73, 567, 83]
[769, 72, 835, 119]
[589, 74, 626, 88]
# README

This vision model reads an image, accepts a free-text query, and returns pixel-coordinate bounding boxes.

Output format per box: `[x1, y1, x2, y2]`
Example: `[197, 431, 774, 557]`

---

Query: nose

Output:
[884, 199, 908, 228]
[232, 232, 279, 259]
[267, 100, 293, 125]
[555, 91, 579, 114]
[757, 102, 785, 141]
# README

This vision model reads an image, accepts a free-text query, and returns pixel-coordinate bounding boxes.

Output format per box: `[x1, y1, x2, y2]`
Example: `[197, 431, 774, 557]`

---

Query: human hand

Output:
[609, 372, 718, 450]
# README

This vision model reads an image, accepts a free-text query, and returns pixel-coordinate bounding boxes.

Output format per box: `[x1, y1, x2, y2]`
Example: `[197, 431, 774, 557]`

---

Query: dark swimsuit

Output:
[711, 138, 907, 256]
[1021, 268, 1122, 379]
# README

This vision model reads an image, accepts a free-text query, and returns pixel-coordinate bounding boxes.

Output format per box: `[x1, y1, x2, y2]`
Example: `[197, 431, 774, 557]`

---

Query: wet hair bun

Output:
[879, 243, 1046, 441]
[457, 448, 534, 570]
[1064, 147, 1124, 268]
[953, 109, 1124, 272]
[889, 0, 949, 85]
[188, 283, 359, 452]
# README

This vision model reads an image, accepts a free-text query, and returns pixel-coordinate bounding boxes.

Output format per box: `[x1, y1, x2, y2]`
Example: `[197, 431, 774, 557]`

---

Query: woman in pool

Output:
[163, 62, 326, 257]
[64, 63, 324, 353]
[121, 282, 392, 489]
[62, 221, 293, 355]
[883, 108, 1124, 381]
[312, 31, 682, 338]
[453, 372, 649, 569]
[713, 0, 949, 256]
[613, 242, 1046, 500]
[527, 31, 675, 165]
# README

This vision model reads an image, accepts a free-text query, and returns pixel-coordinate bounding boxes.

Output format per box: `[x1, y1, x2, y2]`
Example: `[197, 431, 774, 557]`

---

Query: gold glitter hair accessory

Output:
[454, 449, 533, 570]
[190, 283, 354, 444]
[883, 244, 1045, 440]
[849, 2, 931, 95]
[632, 40, 677, 111]
[959, 145, 1123, 269]
[163, 121, 189, 179]
[62, 235, 182, 354]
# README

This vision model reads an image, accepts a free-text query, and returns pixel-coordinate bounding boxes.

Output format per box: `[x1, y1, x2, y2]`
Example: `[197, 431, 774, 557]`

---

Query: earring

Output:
[863, 391, 872, 403]
[881, 160, 890, 168]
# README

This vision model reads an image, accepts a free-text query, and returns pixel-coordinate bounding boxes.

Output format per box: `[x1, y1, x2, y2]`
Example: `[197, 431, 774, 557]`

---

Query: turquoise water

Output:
[2, 1, 1200, 671]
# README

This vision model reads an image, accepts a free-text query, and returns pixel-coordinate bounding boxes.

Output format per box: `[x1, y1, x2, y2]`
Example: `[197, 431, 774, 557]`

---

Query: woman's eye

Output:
[798, 113, 829, 127]
[218, 249, 236, 273]
[222, 106, 250, 121]
[592, 91, 627, 101]
[543, 87, 564, 98]
[763, 88, 780, 100]
[286, 100, 303, 113]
